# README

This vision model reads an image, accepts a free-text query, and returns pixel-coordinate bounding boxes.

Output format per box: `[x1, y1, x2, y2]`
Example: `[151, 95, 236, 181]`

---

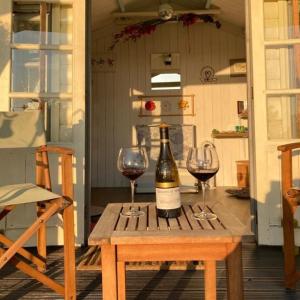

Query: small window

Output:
[151, 72, 181, 90]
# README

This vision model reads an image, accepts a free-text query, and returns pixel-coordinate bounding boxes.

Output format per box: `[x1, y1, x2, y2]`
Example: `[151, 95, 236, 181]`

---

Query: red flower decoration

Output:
[110, 14, 221, 49]
[145, 100, 156, 111]
[178, 13, 198, 26]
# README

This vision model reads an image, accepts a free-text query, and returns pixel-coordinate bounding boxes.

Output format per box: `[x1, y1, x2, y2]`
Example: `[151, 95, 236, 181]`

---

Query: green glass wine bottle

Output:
[155, 123, 181, 218]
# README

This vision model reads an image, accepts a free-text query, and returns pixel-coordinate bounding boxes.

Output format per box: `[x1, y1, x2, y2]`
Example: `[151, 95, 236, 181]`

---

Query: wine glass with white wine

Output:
[186, 142, 219, 220]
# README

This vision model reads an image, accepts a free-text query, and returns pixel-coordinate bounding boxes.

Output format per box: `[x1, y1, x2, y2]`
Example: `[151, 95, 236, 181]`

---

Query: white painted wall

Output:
[91, 22, 248, 188]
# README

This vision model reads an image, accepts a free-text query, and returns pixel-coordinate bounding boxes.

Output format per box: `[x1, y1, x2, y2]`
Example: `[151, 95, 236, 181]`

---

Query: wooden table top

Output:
[89, 201, 250, 246]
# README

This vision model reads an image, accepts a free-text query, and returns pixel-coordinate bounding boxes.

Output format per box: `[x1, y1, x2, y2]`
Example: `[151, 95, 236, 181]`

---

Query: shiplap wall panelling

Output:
[92, 22, 248, 187]
[116, 42, 131, 186]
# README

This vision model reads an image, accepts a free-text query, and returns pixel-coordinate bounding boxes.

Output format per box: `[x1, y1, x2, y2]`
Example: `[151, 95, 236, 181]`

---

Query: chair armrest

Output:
[278, 143, 300, 152]
[37, 145, 74, 155]
[286, 188, 300, 206]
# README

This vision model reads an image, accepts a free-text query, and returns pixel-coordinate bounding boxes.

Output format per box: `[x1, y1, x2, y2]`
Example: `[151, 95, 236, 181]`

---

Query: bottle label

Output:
[156, 187, 181, 209]
[156, 181, 178, 188]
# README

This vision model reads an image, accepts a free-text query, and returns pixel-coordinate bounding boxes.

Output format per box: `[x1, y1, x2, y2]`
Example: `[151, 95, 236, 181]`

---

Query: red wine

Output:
[122, 169, 144, 180]
[155, 123, 181, 218]
[188, 169, 218, 182]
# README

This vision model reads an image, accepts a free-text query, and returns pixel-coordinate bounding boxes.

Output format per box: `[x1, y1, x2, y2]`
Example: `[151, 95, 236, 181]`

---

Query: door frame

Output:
[246, 0, 258, 240]
[84, 0, 92, 244]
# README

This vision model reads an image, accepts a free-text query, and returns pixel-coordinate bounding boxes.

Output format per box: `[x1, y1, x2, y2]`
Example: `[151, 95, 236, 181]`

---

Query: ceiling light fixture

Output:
[158, 3, 174, 20]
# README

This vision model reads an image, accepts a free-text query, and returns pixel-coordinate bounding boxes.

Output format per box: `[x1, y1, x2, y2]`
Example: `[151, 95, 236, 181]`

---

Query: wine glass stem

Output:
[201, 181, 206, 213]
[130, 180, 135, 205]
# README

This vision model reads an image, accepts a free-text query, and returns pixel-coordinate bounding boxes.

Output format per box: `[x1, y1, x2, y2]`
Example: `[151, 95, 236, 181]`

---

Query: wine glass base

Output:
[193, 212, 217, 221]
[121, 209, 145, 218]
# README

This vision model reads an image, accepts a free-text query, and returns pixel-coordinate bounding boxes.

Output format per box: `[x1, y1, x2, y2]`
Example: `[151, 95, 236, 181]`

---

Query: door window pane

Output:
[265, 45, 300, 89]
[11, 49, 72, 93]
[10, 98, 72, 143]
[267, 95, 300, 139]
[13, 3, 73, 44]
[264, 0, 300, 41]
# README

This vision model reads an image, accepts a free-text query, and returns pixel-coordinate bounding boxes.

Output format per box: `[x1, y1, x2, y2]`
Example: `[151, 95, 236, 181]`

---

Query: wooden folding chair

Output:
[0, 111, 76, 299]
[278, 142, 300, 289]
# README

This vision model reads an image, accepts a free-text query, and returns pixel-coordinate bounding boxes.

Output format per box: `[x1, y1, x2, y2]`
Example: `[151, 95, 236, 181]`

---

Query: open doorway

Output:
[88, 0, 254, 239]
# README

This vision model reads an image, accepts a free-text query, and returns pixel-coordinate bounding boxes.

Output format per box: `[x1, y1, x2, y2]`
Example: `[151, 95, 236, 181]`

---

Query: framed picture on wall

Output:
[230, 59, 247, 77]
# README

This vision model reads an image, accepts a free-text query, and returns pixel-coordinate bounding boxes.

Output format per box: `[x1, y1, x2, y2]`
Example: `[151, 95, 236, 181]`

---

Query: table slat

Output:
[116, 205, 130, 231]
[168, 217, 180, 230]
[192, 204, 213, 230]
[177, 208, 192, 230]
[137, 205, 148, 231]
[148, 203, 158, 231]
[182, 205, 202, 230]
[158, 216, 169, 231]
[126, 210, 139, 231]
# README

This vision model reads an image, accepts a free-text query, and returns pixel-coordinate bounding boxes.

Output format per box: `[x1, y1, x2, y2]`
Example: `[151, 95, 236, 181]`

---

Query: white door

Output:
[0, 0, 86, 246]
[250, 0, 300, 245]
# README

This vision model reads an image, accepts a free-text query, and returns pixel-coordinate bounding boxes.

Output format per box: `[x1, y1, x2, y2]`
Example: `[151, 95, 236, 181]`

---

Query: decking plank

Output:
[2, 244, 300, 299]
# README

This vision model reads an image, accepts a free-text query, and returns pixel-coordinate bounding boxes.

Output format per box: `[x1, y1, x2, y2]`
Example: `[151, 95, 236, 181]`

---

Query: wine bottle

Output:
[155, 123, 181, 218]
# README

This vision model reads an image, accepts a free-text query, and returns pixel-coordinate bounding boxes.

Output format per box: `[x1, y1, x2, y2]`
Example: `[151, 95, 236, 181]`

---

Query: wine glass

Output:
[186, 143, 219, 220]
[117, 146, 148, 217]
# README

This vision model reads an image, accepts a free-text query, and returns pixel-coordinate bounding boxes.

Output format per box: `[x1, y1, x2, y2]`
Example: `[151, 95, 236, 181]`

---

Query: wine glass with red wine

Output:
[117, 147, 148, 217]
[186, 143, 219, 220]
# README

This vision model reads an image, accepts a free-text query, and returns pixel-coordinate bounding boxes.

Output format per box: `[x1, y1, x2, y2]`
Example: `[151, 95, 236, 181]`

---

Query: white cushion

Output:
[0, 183, 60, 207]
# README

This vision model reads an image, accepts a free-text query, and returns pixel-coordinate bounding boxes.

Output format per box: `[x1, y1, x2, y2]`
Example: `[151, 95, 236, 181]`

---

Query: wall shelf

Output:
[238, 112, 248, 119]
[212, 132, 248, 139]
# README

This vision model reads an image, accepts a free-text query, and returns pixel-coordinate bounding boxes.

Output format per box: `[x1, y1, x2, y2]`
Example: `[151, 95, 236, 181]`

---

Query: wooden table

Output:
[88, 202, 246, 300]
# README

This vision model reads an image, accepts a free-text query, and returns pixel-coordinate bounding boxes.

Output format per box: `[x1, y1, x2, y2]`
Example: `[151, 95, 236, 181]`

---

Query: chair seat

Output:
[0, 183, 60, 207]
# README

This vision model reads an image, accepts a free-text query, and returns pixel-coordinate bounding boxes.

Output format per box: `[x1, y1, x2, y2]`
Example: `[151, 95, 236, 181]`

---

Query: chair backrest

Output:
[0, 111, 46, 149]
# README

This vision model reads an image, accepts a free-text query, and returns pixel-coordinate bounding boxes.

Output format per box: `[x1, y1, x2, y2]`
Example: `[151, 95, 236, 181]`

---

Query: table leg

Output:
[101, 245, 117, 300]
[204, 260, 216, 300]
[117, 261, 126, 300]
[226, 242, 244, 300]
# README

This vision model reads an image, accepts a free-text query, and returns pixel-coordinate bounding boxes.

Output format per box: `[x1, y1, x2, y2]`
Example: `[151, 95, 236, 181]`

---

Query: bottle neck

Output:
[159, 140, 173, 160]
[159, 127, 173, 159]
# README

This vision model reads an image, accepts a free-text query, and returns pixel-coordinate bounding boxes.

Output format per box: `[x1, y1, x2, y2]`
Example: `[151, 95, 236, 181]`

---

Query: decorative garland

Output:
[110, 13, 221, 50]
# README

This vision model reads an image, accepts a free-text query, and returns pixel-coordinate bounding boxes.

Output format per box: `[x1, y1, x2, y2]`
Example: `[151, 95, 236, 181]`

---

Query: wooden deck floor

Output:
[1, 243, 300, 299]
[1, 188, 297, 299]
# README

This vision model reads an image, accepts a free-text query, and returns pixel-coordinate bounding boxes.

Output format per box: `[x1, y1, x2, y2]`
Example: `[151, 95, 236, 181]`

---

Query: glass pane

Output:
[264, 0, 300, 40]
[267, 95, 300, 139]
[11, 49, 72, 93]
[151, 73, 181, 90]
[12, 3, 73, 44]
[10, 98, 73, 143]
[265, 45, 300, 89]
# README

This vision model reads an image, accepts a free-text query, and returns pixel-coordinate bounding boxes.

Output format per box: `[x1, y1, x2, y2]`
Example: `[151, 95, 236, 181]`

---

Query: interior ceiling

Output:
[92, 0, 245, 31]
